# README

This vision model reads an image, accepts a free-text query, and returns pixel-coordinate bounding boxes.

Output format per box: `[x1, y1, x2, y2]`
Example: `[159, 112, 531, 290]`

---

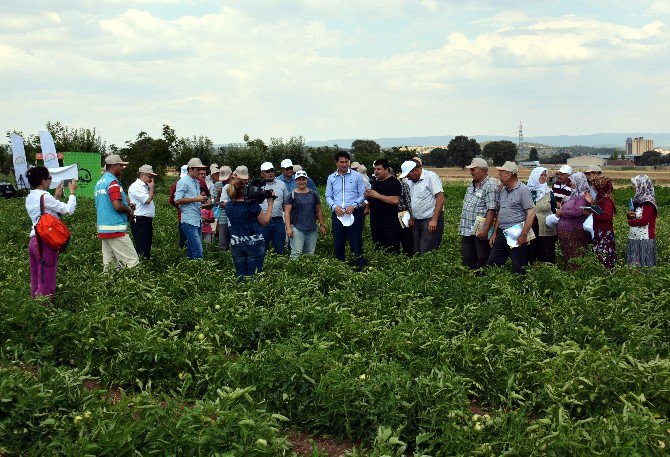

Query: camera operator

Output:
[224, 166, 276, 280]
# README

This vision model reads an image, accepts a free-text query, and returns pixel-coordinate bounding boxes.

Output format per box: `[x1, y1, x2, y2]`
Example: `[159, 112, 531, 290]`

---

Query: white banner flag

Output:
[10, 133, 29, 189]
[48, 164, 79, 189]
[39, 131, 60, 169]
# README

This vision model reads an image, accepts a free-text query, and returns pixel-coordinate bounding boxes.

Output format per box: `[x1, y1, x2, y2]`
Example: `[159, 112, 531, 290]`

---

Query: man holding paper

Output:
[325, 150, 366, 269]
[487, 161, 535, 274]
[459, 158, 499, 269]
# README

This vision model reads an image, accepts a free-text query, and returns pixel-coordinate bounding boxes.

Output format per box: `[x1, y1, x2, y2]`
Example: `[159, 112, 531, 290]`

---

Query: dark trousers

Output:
[413, 212, 444, 255]
[529, 235, 557, 263]
[487, 227, 529, 274]
[332, 208, 366, 269]
[130, 216, 153, 259]
[260, 218, 286, 255]
[400, 227, 414, 257]
[371, 222, 401, 254]
[178, 221, 186, 249]
[461, 235, 491, 269]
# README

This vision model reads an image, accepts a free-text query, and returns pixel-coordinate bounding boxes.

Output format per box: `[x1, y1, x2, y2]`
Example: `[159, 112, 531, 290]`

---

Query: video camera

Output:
[244, 178, 277, 203]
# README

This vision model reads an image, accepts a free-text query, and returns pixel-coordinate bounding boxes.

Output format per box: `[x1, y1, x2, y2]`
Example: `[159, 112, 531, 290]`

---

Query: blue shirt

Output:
[225, 201, 264, 245]
[325, 169, 366, 211]
[278, 174, 318, 193]
[175, 176, 201, 227]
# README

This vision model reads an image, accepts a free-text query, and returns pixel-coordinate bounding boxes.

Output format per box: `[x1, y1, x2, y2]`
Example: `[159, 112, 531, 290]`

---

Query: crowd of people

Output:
[24, 152, 659, 302]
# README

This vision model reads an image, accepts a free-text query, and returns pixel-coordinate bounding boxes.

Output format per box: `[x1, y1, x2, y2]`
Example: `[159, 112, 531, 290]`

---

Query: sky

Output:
[2, 0, 670, 147]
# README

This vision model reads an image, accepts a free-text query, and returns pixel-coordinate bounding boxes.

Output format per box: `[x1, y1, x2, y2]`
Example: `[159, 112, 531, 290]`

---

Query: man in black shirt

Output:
[365, 159, 402, 253]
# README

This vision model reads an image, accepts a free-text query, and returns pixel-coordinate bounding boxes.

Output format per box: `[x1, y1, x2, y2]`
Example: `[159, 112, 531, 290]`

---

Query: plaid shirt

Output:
[459, 176, 499, 236]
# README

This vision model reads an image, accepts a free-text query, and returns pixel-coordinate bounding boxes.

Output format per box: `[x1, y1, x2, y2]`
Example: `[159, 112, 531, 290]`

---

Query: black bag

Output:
[0, 182, 17, 199]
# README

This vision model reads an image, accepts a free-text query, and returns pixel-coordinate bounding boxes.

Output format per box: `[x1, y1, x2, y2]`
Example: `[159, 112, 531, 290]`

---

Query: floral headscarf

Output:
[631, 174, 656, 208]
[565, 172, 589, 202]
[590, 175, 613, 201]
[527, 167, 550, 202]
[590, 175, 615, 214]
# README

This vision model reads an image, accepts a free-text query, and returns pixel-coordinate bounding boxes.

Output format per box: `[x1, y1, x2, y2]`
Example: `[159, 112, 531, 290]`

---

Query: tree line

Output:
[2, 122, 416, 188]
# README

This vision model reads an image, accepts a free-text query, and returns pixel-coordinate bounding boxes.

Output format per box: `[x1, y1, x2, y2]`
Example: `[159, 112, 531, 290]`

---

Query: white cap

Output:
[585, 164, 602, 173]
[295, 170, 308, 179]
[280, 159, 293, 169]
[559, 165, 573, 175]
[465, 157, 488, 169]
[138, 164, 157, 175]
[219, 165, 232, 180]
[496, 161, 519, 174]
[180, 165, 188, 178]
[210, 164, 219, 174]
[233, 165, 249, 179]
[350, 161, 361, 169]
[260, 162, 274, 171]
[357, 164, 367, 174]
[399, 160, 418, 179]
[293, 164, 303, 172]
[187, 157, 207, 168]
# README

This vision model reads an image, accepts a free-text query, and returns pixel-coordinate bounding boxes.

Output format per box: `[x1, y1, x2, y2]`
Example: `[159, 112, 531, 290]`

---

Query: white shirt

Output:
[25, 189, 76, 237]
[128, 178, 155, 218]
[261, 179, 288, 218]
[407, 169, 444, 219]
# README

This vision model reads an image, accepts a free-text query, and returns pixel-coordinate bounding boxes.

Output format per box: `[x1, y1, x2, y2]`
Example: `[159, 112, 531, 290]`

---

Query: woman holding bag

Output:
[25, 166, 77, 302]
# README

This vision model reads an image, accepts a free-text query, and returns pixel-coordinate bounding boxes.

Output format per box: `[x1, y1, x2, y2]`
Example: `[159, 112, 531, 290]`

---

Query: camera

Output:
[244, 178, 276, 203]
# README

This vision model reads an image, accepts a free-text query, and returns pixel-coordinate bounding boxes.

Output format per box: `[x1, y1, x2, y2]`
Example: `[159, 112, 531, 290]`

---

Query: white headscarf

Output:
[527, 167, 550, 202]
[564, 172, 589, 202]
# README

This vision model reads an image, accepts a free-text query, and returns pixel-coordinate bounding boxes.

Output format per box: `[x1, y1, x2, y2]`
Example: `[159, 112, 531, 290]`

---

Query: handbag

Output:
[35, 194, 71, 252]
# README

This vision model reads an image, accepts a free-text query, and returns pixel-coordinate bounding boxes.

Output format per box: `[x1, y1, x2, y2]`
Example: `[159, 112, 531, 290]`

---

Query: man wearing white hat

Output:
[128, 164, 158, 259]
[278, 158, 318, 193]
[487, 161, 535, 274]
[398, 159, 445, 255]
[174, 158, 209, 259]
[206, 163, 219, 198]
[259, 162, 288, 254]
[94, 154, 139, 269]
[459, 157, 499, 269]
[553, 164, 573, 205]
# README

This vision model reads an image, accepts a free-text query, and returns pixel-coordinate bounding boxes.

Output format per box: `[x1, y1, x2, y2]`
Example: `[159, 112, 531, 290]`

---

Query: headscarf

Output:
[590, 175, 615, 214]
[565, 172, 589, 201]
[590, 176, 613, 202]
[526, 167, 550, 202]
[631, 174, 656, 208]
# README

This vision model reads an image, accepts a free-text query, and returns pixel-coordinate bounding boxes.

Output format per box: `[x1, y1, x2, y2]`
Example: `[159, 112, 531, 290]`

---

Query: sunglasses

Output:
[264, 169, 275, 173]
[283, 167, 293, 171]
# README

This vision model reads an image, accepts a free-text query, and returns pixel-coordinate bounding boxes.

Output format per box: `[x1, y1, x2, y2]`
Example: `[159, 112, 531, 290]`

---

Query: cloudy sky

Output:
[2, 0, 670, 146]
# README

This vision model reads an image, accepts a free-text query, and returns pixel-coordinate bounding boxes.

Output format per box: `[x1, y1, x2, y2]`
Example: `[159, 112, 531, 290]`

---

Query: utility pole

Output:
[518, 121, 524, 159]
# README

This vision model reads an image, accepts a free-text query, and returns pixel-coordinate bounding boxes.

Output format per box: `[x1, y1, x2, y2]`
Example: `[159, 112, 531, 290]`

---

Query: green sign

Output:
[62, 152, 102, 199]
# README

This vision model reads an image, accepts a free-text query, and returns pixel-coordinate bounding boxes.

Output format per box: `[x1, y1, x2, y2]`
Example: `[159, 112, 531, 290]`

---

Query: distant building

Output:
[607, 159, 635, 166]
[625, 137, 654, 155]
[567, 155, 606, 169]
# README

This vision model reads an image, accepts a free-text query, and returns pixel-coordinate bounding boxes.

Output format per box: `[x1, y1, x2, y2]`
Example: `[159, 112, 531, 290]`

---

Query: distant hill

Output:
[306, 133, 670, 149]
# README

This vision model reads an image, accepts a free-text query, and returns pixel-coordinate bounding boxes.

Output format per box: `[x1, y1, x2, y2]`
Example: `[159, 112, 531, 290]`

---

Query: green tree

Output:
[482, 140, 517, 166]
[44, 121, 106, 153]
[528, 147, 539, 161]
[351, 139, 381, 169]
[0, 144, 11, 175]
[447, 136, 481, 168]
[638, 150, 662, 166]
[424, 148, 450, 167]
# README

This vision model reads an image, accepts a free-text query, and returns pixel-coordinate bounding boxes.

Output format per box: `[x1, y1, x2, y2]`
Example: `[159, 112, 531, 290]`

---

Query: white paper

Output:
[401, 211, 411, 227]
[39, 131, 60, 169]
[545, 214, 559, 228]
[10, 133, 29, 189]
[503, 223, 523, 248]
[337, 213, 355, 227]
[48, 164, 79, 189]
[583, 214, 594, 238]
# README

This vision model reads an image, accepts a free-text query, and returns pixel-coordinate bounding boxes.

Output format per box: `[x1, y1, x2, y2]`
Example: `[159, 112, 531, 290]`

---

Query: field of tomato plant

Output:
[1, 183, 670, 456]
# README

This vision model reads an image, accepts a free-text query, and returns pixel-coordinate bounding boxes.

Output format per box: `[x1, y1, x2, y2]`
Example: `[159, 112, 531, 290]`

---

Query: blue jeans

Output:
[332, 208, 366, 269]
[231, 239, 264, 279]
[260, 218, 286, 255]
[289, 226, 318, 259]
[181, 222, 203, 259]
